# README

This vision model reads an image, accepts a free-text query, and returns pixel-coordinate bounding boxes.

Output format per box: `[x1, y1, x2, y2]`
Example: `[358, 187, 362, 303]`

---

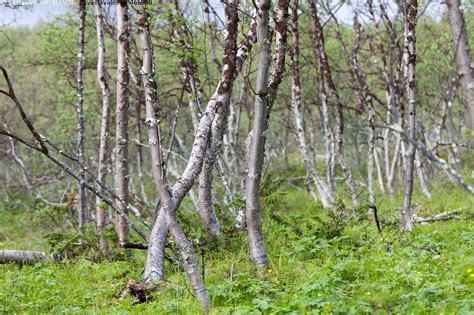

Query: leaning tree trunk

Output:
[401, 0, 418, 231]
[94, 2, 111, 254]
[138, 5, 169, 285]
[115, 0, 131, 244]
[76, 0, 87, 228]
[134, 79, 148, 206]
[141, 1, 242, 308]
[446, 0, 474, 129]
[136, 9, 208, 306]
[0, 66, 149, 242]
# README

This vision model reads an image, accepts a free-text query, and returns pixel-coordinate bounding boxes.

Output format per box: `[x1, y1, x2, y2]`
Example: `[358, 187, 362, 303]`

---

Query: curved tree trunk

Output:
[245, 0, 272, 269]
[139, 2, 241, 308]
[246, 0, 289, 269]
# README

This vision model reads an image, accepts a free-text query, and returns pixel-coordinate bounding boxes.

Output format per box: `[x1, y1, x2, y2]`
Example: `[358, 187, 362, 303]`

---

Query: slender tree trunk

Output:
[246, 0, 272, 269]
[76, 0, 87, 228]
[351, 10, 376, 209]
[415, 150, 431, 199]
[202, 0, 220, 69]
[319, 73, 336, 202]
[446, 0, 474, 129]
[141, 2, 242, 308]
[374, 147, 386, 194]
[94, 2, 111, 253]
[401, 0, 418, 231]
[115, 0, 131, 243]
[309, 0, 359, 206]
[134, 76, 148, 205]
[367, 101, 376, 210]
[367, 0, 403, 197]
[246, 0, 288, 269]
[134, 7, 168, 285]
[289, 0, 332, 208]
[136, 6, 171, 286]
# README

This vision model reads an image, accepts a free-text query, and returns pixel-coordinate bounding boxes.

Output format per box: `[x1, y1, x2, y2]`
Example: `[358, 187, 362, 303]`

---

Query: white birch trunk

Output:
[415, 150, 431, 199]
[115, 0, 131, 243]
[1, 250, 61, 264]
[76, 0, 87, 228]
[401, 0, 418, 231]
[446, 0, 474, 129]
[289, 0, 332, 209]
[246, 0, 288, 269]
[94, 2, 111, 254]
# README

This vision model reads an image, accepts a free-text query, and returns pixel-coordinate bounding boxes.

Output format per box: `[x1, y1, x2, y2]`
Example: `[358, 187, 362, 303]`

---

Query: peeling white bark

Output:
[1, 250, 61, 264]
[115, 0, 131, 243]
[401, 0, 418, 231]
[446, 0, 474, 129]
[289, 0, 332, 209]
[246, 0, 289, 269]
[76, 0, 87, 228]
[94, 2, 111, 254]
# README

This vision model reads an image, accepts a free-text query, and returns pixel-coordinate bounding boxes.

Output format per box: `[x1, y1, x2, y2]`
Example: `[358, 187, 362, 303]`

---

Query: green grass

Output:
[1, 182, 473, 314]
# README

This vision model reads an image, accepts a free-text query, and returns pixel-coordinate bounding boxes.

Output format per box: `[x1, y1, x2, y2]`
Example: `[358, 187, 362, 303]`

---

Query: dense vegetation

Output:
[1, 180, 473, 313]
[1, 0, 473, 313]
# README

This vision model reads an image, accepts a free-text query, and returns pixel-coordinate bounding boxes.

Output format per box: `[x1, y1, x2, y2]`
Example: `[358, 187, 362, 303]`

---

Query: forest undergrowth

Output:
[1, 172, 473, 314]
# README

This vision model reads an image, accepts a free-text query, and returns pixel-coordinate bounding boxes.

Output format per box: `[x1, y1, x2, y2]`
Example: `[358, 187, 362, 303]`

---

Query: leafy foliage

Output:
[2, 184, 473, 313]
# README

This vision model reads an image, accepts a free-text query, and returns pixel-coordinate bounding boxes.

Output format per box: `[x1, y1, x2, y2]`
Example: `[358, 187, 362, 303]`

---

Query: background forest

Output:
[0, 0, 473, 313]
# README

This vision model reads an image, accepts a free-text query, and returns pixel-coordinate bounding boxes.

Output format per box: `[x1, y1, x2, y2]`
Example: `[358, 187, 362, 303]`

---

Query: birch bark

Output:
[289, 0, 332, 208]
[142, 2, 243, 308]
[115, 0, 131, 243]
[351, 10, 375, 210]
[401, 0, 418, 231]
[137, 7, 210, 307]
[76, 0, 86, 228]
[94, 2, 111, 253]
[246, 0, 288, 269]
[309, 0, 359, 206]
[446, 0, 474, 129]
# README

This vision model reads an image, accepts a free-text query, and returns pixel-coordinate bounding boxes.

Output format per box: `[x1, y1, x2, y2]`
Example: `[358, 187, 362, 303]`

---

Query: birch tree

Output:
[142, 1, 244, 308]
[351, 8, 376, 211]
[246, 0, 289, 269]
[446, 0, 474, 129]
[289, 0, 332, 208]
[115, 0, 131, 243]
[401, 0, 418, 231]
[94, 1, 111, 253]
[308, 0, 359, 207]
[246, 0, 272, 269]
[75, 0, 86, 228]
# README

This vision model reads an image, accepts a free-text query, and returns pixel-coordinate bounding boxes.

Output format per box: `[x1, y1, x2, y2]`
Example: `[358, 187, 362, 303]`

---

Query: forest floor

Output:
[1, 181, 473, 314]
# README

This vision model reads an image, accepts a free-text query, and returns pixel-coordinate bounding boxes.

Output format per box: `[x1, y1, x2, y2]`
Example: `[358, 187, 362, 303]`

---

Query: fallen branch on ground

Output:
[1, 249, 61, 264]
[414, 210, 462, 223]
